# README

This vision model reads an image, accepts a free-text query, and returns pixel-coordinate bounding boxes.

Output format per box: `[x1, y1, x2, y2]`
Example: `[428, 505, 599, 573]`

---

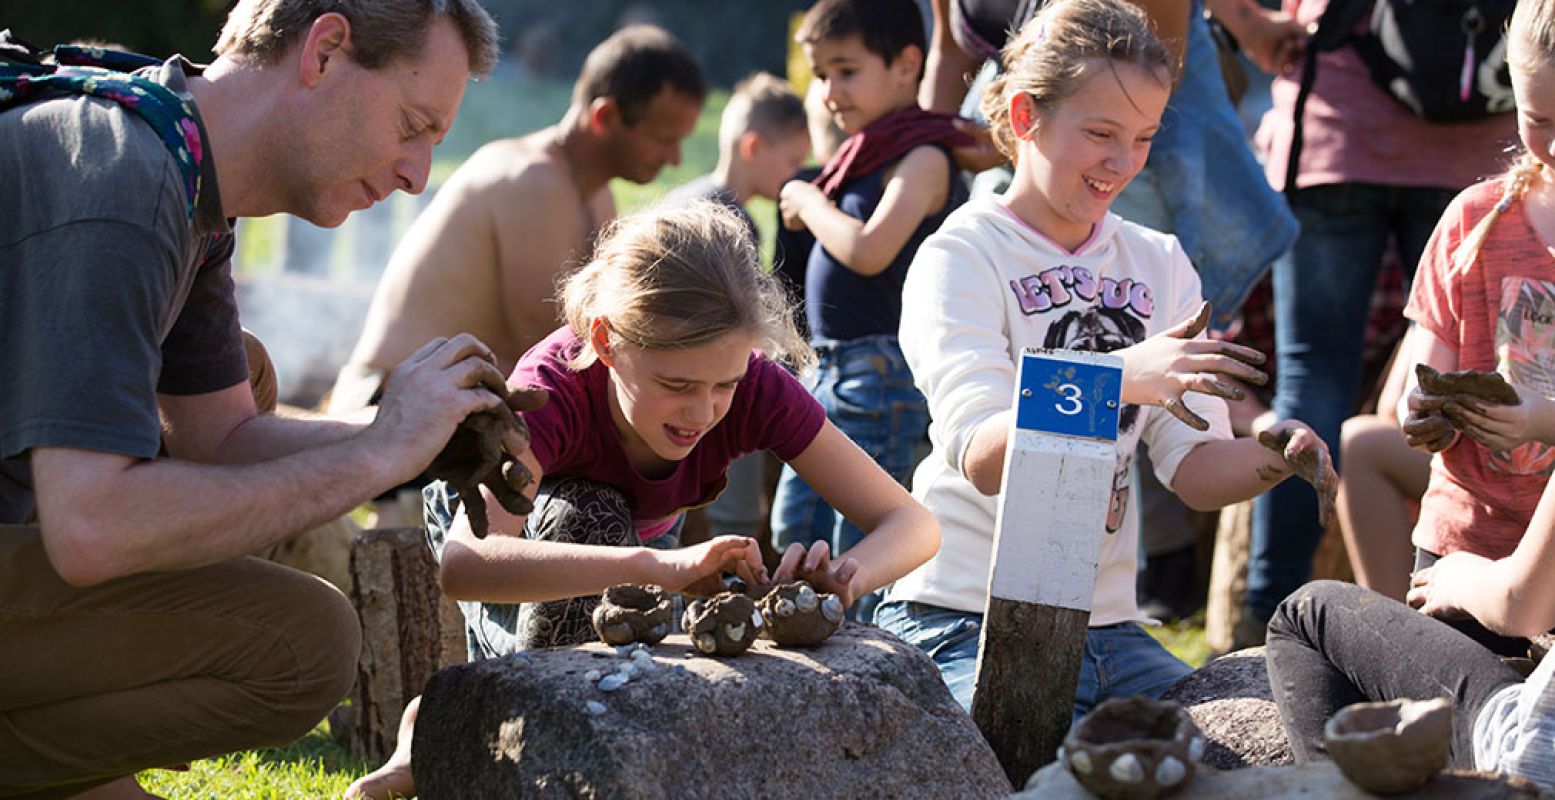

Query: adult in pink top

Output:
[1244, 0, 1517, 639]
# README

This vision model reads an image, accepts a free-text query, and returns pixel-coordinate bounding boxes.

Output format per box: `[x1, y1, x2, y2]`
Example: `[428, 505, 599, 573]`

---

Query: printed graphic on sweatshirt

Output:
[1491, 277, 1555, 476]
[1010, 264, 1156, 319]
[1024, 272, 1154, 532]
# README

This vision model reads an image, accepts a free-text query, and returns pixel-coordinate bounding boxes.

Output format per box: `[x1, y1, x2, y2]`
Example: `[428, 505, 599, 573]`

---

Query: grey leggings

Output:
[424, 476, 675, 658]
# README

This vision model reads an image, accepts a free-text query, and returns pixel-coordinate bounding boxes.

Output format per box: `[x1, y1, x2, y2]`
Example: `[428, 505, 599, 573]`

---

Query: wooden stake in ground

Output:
[973, 349, 1122, 786]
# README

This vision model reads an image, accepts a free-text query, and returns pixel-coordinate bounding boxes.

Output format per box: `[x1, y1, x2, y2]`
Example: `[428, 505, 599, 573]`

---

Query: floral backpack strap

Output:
[0, 32, 204, 220]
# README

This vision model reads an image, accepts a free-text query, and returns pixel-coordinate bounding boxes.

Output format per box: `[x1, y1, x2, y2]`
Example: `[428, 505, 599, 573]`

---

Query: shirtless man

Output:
[331, 24, 706, 410]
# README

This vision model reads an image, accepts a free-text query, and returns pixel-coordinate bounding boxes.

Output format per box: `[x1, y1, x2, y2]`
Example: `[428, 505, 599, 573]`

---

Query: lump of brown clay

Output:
[1324, 697, 1451, 795]
[1256, 429, 1336, 528]
[1416, 364, 1521, 406]
[757, 581, 844, 647]
[591, 583, 673, 646]
[425, 390, 539, 538]
[1060, 696, 1203, 800]
[682, 591, 761, 656]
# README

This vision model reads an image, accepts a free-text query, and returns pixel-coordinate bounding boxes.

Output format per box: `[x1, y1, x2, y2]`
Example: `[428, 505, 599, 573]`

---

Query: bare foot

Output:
[344, 696, 419, 800]
[70, 776, 164, 799]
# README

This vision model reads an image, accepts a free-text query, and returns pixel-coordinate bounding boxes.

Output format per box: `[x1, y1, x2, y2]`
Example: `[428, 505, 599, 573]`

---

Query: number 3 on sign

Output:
[1054, 383, 1083, 416]
[1014, 349, 1122, 442]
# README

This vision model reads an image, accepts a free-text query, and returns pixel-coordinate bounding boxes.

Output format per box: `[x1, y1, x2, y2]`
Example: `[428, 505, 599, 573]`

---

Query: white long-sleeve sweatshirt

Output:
[887, 196, 1231, 626]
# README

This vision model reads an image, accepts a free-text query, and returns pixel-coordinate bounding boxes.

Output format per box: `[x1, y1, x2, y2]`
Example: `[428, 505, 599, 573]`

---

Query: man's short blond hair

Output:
[718, 72, 807, 156]
[215, 0, 499, 77]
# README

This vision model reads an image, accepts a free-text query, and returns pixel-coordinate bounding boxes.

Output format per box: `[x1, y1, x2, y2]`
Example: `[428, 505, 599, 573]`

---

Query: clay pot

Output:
[757, 581, 844, 647]
[591, 583, 673, 646]
[1324, 697, 1452, 795]
[1060, 696, 1203, 800]
[682, 591, 761, 656]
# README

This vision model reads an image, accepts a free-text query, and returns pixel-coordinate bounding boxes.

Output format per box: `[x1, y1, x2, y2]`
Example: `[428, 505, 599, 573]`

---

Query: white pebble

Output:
[1068, 749, 1093, 776]
[1188, 737, 1205, 762]
[631, 647, 654, 662]
[1155, 756, 1187, 787]
[598, 673, 629, 692]
[821, 595, 844, 623]
[583, 669, 602, 682]
[751, 610, 765, 629]
[585, 700, 607, 715]
[1109, 753, 1144, 784]
[616, 663, 638, 678]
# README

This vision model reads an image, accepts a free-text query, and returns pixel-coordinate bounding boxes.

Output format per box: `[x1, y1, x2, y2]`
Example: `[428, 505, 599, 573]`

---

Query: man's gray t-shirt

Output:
[0, 58, 247, 523]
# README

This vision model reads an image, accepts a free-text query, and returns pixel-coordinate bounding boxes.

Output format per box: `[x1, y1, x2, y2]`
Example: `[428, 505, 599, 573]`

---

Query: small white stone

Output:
[796, 585, 819, 612]
[821, 595, 844, 623]
[1109, 753, 1145, 784]
[583, 669, 602, 682]
[1188, 737, 1205, 762]
[775, 598, 796, 618]
[1068, 749, 1093, 776]
[598, 673, 629, 692]
[585, 700, 607, 715]
[1155, 756, 1187, 787]
[1056, 746, 1066, 764]
[752, 610, 765, 629]
[695, 633, 718, 653]
[616, 663, 637, 678]
[631, 647, 653, 662]
[724, 622, 746, 642]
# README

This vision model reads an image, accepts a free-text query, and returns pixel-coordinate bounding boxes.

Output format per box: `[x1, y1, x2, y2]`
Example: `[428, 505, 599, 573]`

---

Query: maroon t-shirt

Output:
[513, 327, 826, 540]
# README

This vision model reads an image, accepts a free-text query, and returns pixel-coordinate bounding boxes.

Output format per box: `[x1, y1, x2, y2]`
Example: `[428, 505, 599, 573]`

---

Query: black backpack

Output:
[1285, 0, 1516, 193]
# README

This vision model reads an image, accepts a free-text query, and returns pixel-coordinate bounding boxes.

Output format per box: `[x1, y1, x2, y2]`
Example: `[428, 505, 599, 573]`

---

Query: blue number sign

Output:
[1013, 349, 1122, 442]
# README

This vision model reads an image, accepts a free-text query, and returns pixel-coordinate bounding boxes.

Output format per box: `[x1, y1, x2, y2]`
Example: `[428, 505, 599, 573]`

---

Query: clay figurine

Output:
[682, 591, 761, 656]
[1256, 428, 1337, 529]
[1060, 696, 1202, 800]
[424, 386, 547, 538]
[1324, 697, 1452, 795]
[757, 581, 844, 646]
[592, 583, 674, 646]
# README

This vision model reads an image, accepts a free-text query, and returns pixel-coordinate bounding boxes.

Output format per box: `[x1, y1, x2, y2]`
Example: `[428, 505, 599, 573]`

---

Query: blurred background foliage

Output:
[0, 0, 813, 89]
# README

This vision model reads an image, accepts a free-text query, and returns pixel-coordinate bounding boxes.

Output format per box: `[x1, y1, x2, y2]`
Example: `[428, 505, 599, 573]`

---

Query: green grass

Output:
[137, 722, 368, 798]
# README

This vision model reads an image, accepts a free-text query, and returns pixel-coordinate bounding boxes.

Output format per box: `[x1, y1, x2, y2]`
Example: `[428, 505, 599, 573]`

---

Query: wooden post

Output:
[972, 349, 1123, 786]
[338, 527, 468, 764]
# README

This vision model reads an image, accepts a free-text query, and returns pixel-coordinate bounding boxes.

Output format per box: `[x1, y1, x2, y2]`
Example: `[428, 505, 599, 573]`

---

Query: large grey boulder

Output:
[1160, 647, 1292, 769]
[1015, 760, 1547, 799]
[413, 623, 1013, 799]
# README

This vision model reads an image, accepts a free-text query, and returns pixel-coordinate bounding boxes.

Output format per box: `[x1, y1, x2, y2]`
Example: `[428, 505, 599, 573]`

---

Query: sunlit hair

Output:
[796, 0, 926, 79]
[981, 0, 1175, 161]
[719, 72, 807, 156]
[559, 201, 815, 374]
[215, 0, 499, 77]
[1452, 0, 1555, 270]
[573, 25, 707, 126]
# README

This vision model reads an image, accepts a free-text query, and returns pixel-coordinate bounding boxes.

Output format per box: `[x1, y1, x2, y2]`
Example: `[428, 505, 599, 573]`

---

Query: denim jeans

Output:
[1246, 182, 1459, 622]
[875, 600, 1192, 723]
[1266, 580, 1520, 766]
[424, 476, 680, 660]
[770, 335, 927, 620]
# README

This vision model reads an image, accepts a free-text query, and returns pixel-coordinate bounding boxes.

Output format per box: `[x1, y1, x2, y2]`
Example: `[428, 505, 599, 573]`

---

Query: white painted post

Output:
[971, 348, 1123, 785]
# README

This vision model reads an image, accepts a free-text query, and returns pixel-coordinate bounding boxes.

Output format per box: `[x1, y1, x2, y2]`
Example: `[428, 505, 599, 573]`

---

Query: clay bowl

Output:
[682, 591, 761, 656]
[1324, 697, 1452, 795]
[757, 581, 844, 646]
[1060, 696, 1202, 800]
[591, 583, 673, 646]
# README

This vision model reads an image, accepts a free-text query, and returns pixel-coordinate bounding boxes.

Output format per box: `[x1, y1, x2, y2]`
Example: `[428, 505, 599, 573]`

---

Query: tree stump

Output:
[335, 527, 467, 764]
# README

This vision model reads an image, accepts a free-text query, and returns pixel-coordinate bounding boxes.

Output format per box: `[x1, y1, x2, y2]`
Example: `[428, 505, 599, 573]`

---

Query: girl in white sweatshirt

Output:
[876, 0, 1334, 718]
